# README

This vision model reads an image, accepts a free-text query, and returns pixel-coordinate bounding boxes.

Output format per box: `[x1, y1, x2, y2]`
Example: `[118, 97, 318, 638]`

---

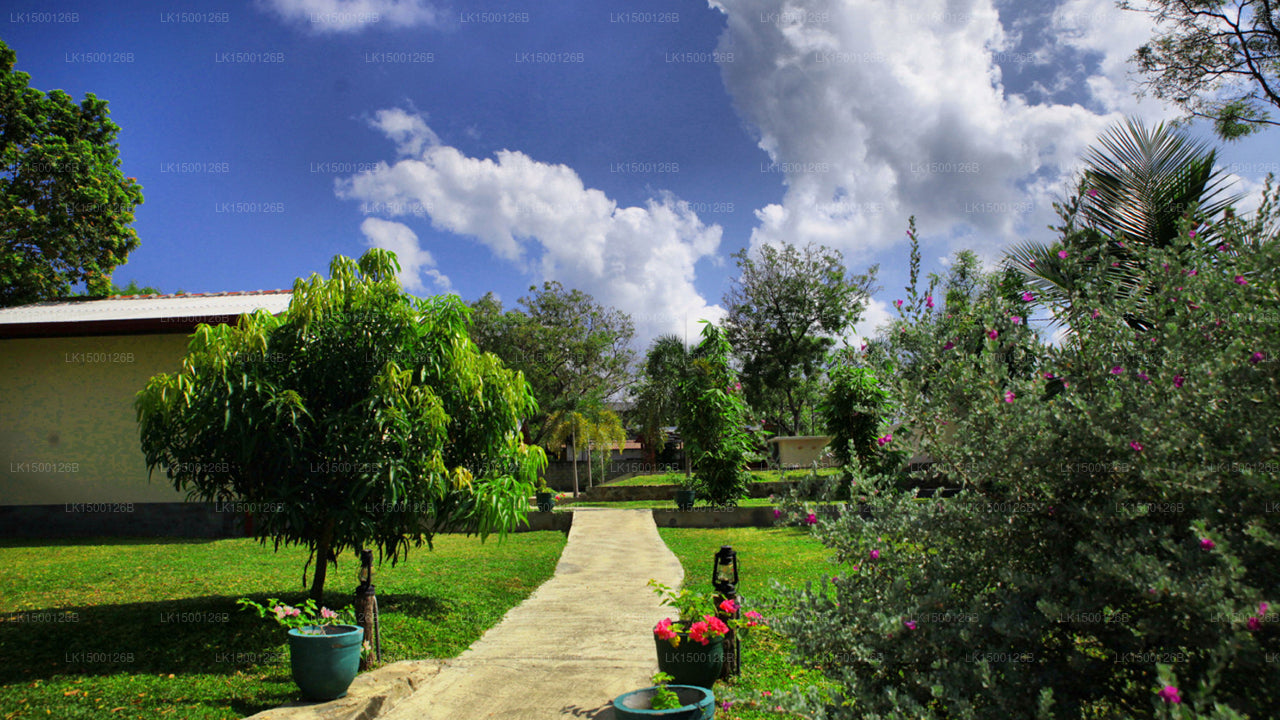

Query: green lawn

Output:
[568, 497, 786, 509]
[657, 527, 839, 719]
[605, 468, 842, 487]
[0, 532, 566, 720]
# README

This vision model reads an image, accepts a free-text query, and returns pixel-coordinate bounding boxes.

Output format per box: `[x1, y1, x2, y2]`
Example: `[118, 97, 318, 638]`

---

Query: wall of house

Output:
[769, 436, 835, 468]
[0, 333, 193, 505]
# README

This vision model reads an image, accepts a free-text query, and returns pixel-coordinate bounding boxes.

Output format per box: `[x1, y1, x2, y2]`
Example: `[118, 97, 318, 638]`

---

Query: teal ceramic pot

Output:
[674, 489, 696, 511]
[536, 492, 555, 512]
[612, 684, 714, 720]
[654, 634, 724, 689]
[287, 624, 363, 701]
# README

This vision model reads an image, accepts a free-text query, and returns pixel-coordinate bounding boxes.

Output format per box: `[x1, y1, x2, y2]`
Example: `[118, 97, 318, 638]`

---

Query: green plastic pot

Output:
[612, 684, 714, 719]
[674, 489, 696, 511]
[654, 633, 724, 689]
[287, 624, 363, 701]
[536, 491, 555, 512]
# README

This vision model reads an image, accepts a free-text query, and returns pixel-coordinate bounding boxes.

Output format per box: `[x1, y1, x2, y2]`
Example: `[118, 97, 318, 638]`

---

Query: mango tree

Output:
[135, 249, 546, 600]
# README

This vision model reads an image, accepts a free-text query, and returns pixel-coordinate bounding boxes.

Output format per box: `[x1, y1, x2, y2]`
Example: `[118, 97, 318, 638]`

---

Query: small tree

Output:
[679, 322, 753, 506]
[542, 405, 626, 494]
[819, 359, 889, 483]
[136, 250, 546, 601]
[632, 334, 691, 466]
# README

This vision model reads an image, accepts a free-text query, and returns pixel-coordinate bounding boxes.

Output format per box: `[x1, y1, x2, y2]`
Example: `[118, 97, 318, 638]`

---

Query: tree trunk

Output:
[309, 517, 335, 602]
[571, 425, 580, 497]
[586, 437, 593, 489]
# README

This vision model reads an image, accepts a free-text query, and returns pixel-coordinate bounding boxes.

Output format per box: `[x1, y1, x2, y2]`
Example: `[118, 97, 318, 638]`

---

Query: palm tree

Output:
[1006, 118, 1241, 332]
[542, 406, 626, 495]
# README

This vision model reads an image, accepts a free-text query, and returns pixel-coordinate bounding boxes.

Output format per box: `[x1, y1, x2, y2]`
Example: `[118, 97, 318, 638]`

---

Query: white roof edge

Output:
[0, 291, 294, 325]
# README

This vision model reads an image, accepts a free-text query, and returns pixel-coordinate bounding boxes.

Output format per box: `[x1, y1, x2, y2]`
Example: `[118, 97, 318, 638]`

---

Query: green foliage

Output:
[541, 405, 626, 493]
[650, 672, 683, 710]
[820, 362, 889, 478]
[467, 282, 634, 447]
[0, 40, 144, 307]
[632, 334, 690, 460]
[135, 249, 546, 600]
[772, 206, 1280, 718]
[1125, 0, 1280, 140]
[724, 241, 877, 435]
[680, 322, 754, 505]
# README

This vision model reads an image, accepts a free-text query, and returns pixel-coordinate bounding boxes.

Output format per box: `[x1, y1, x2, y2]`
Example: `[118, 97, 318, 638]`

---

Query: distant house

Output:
[767, 435, 835, 469]
[0, 291, 292, 537]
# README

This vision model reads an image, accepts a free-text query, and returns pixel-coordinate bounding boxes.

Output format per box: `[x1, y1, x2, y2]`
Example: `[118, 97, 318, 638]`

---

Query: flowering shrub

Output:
[648, 579, 765, 647]
[772, 211, 1279, 718]
[237, 597, 356, 635]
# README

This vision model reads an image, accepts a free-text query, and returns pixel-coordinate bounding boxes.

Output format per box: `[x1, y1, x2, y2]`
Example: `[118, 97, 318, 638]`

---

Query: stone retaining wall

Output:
[582, 480, 797, 502]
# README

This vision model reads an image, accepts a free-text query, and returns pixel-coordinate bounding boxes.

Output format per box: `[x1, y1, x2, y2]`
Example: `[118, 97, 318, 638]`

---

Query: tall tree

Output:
[1124, 0, 1280, 139]
[723, 242, 877, 436]
[631, 334, 690, 466]
[1, 40, 144, 306]
[467, 282, 634, 447]
[1005, 118, 1240, 333]
[136, 250, 546, 601]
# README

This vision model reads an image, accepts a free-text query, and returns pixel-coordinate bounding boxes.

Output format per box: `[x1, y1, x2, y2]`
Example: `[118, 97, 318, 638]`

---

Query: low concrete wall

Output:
[0, 503, 574, 539]
[650, 507, 781, 528]
[582, 481, 797, 503]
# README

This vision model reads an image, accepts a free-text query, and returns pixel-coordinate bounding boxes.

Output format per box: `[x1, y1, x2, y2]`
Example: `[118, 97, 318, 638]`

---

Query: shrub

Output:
[680, 322, 754, 505]
[773, 210, 1279, 719]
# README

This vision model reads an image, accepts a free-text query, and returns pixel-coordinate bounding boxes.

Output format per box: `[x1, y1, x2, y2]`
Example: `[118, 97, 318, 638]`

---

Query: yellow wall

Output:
[0, 334, 193, 505]
[770, 436, 834, 467]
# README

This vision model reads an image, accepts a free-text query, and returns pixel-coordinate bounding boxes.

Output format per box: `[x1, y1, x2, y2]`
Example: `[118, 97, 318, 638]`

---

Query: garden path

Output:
[378, 508, 684, 719]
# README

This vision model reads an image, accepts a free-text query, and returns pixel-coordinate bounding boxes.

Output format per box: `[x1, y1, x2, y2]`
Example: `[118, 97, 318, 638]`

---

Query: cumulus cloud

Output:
[259, 0, 441, 32]
[336, 111, 726, 346]
[359, 217, 452, 293]
[706, 0, 1174, 264]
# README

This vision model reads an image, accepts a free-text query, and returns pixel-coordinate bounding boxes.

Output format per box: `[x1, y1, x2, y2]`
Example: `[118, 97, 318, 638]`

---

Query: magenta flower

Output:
[877, 434, 892, 446]
[1029, 259, 1036, 268]
[894, 299, 903, 308]
[1057, 249, 1068, 259]
[1188, 228, 1196, 238]
[1011, 315, 1022, 324]
[688, 620, 711, 645]
[1111, 261, 1121, 267]
[719, 598, 739, 614]
[1200, 538, 1215, 550]
[806, 513, 818, 525]
[654, 618, 678, 640]
[773, 509, 782, 519]
[1021, 292, 1034, 302]
[1248, 616, 1262, 631]
[1044, 372, 1055, 379]
[869, 549, 880, 560]
[1111, 366, 1124, 375]
[987, 329, 998, 340]
[1004, 390, 1016, 403]
[1137, 372, 1150, 383]
[1087, 188, 1098, 197]
[1158, 686, 1181, 704]
[943, 340, 954, 350]
[926, 295, 934, 309]
[746, 610, 764, 622]
[1260, 602, 1270, 615]
[1130, 441, 1144, 452]
[1174, 375, 1185, 388]
[1235, 275, 1248, 285]
[860, 343, 867, 352]
[1250, 352, 1265, 364]
[904, 620, 917, 630]
[1091, 309, 1101, 319]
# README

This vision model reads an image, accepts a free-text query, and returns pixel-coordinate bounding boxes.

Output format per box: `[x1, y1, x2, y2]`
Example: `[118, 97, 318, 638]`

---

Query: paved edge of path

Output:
[383, 508, 684, 719]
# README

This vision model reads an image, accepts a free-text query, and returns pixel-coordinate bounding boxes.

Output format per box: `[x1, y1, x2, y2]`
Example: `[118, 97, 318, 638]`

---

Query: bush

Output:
[773, 212, 1280, 719]
[680, 322, 753, 505]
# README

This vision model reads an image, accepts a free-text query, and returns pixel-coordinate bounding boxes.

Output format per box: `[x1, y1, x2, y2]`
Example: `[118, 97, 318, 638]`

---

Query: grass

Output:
[605, 468, 843, 487]
[657, 527, 839, 719]
[567, 498, 786, 509]
[0, 532, 566, 720]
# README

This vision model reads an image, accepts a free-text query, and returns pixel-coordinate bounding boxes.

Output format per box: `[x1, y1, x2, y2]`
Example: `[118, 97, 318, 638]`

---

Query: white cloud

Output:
[259, 0, 441, 32]
[336, 111, 726, 346]
[706, 0, 1176, 264]
[851, 297, 894, 345]
[358, 217, 452, 293]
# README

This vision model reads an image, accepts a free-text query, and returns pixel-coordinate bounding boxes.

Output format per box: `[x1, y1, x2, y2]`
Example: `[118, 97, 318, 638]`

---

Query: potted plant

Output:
[535, 476, 555, 512]
[674, 474, 697, 511]
[648, 580, 765, 689]
[238, 597, 363, 701]
[612, 671, 714, 719]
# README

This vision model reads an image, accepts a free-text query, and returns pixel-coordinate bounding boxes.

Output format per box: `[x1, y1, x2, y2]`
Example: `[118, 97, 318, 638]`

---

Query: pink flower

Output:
[1111, 366, 1124, 375]
[1189, 228, 1196, 238]
[877, 434, 892, 446]
[1250, 352, 1265, 364]
[1111, 262, 1121, 267]
[689, 620, 710, 644]
[746, 610, 763, 621]
[1011, 315, 1022, 324]
[1200, 538, 1215, 550]
[894, 299, 903, 309]
[1260, 602, 1270, 615]
[904, 620, 917, 630]
[1091, 309, 1100, 319]
[655, 618, 678, 641]
[272, 606, 289, 620]
[806, 513, 818, 525]
[773, 509, 782, 519]
[1044, 372, 1054, 379]
[1029, 259, 1036, 268]
[719, 599, 738, 614]
[987, 329, 998, 340]
[1235, 275, 1248, 285]
[706, 615, 729, 635]
[1057, 250, 1068, 259]
[1004, 391, 1015, 403]
[1088, 188, 1098, 197]
[1130, 441, 1144, 452]
[860, 343, 867, 352]
[1021, 292, 1034, 302]
[1174, 375, 1185, 388]
[1137, 372, 1150, 383]
[942, 340, 954, 350]
[1158, 686, 1181, 704]
[926, 295, 934, 309]
[1248, 616, 1262, 631]
[320, 608, 337, 620]
[869, 549, 880, 560]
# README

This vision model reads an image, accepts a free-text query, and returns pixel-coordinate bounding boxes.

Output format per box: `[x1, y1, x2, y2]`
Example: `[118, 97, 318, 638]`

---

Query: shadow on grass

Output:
[0, 536, 224, 549]
[0, 590, 454, 685]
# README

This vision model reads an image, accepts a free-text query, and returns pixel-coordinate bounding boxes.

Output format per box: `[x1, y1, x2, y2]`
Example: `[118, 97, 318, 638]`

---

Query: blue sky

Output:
[6, 0, 1279, 349]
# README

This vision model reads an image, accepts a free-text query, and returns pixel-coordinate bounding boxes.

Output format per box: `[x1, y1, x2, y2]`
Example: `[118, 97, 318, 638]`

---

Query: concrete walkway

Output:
[375, 508, 684, 719]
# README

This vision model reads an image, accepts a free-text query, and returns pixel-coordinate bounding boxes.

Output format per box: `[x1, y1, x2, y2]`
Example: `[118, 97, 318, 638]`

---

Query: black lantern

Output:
[712, 545, 738, 596]
[358, 549, 374, 591]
